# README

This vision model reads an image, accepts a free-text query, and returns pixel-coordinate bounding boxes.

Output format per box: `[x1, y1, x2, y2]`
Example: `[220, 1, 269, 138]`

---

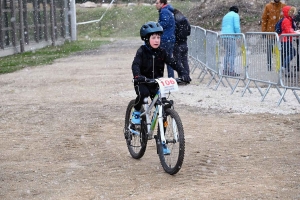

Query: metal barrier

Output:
[217, 33, 247, 94]
[243, 32, 286, 103]
[189, 26, 207, 82]
[205, 30, 220, 87]
[278, 33, 300, 105]
[187, 28, 300, 106]
[188, 26, 198, 73]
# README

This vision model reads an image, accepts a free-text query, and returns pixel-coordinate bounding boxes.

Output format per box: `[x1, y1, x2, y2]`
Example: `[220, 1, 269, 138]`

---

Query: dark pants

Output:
[160, 41, 175, 78]
[266, 38, 275, 71]
[281, 41, 296, 72]
[134, 83, 158, 111]
[296, 38, 300, 71]
[173, 41, 190, 75]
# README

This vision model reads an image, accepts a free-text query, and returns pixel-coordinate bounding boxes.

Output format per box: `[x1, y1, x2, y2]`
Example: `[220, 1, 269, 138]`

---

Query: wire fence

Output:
[0, 0, 71, 57]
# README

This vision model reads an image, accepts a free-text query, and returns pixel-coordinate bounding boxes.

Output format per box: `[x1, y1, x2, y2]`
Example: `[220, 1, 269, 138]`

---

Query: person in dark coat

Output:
[293, 9, 300, 71]
[173, 8, 191, 75]
[155, 0, 176, 78]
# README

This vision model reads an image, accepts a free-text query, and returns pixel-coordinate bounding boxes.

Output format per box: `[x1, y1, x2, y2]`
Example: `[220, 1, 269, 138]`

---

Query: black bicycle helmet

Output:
[140, 21, 163, 41]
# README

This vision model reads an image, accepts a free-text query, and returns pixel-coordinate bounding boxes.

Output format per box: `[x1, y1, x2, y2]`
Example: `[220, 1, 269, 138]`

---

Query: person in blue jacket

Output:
[155, 0, 176, 78]
[221, 6, 241, 76]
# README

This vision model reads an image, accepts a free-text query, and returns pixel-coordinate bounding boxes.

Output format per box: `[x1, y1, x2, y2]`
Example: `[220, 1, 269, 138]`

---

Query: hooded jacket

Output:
[281, 6, 297, 42]
[261, 1, 286, 32]
[221, 11, 241, 34]
[132, 45, 186, 79]
[174, 10, 191, 43]
[158, 4, 175, 43]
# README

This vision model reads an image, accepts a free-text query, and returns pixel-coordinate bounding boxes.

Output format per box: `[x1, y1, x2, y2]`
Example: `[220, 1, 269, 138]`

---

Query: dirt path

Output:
[0, 38, 299, 199]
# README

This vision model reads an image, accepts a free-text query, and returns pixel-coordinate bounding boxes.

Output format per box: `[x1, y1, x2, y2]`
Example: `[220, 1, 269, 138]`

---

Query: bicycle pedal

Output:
[130, 129, 140, 136]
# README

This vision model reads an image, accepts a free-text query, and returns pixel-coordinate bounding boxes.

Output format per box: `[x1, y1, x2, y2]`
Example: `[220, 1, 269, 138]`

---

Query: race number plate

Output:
[156, 78, 179, 94]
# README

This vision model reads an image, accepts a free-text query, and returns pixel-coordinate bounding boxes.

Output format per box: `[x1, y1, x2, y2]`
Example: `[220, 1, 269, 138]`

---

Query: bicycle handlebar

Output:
[133, 77, 189, 85]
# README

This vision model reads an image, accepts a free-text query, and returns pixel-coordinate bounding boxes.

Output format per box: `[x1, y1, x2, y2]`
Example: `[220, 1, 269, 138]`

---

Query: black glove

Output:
[134, 75, 146, 83]
[180, 75, 191, 83]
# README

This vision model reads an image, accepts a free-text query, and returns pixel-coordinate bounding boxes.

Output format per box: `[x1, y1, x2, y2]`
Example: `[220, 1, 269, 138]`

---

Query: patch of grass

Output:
[76, 2, 197, 38]
[0, 39, 109, 74]
[0, 2, 196, 74]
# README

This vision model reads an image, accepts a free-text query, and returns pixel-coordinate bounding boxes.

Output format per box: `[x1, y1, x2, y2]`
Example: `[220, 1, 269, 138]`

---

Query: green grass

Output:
[0, 1, 196, 74]
[0, 39, 109, 74]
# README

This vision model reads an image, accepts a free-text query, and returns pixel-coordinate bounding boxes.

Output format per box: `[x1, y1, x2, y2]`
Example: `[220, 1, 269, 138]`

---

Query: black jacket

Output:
[174, 12, 191, 43]
[132, 45, 187, 79]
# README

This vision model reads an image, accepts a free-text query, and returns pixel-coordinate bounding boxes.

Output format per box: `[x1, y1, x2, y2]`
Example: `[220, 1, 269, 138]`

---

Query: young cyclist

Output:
[131, 21, 191, 154]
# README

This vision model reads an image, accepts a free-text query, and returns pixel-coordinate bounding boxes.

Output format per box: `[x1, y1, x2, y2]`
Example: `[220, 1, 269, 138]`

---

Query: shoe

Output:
[131, 110, 141, 124]
[129, 124, 140, 135]
[285, 72, 291, 78]
[223, 70, 229, 75]
[162, 144, 170, 155]
[229, 72, 240, 76]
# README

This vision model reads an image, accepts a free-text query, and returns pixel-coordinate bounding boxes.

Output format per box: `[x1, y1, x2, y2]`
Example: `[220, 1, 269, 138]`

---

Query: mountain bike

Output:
[124, 77, 186, 175]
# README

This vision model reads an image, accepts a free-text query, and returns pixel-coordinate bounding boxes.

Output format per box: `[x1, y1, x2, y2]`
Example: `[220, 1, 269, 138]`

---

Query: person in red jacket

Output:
[280, 6, 298, 77]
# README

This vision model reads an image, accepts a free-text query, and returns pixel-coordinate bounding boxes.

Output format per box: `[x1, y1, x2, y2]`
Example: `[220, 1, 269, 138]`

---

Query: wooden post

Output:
[0, 0, 3, 49]
[53, 0, 57, 40]
[42, 0, 48, 41]
[4, 0, 10, 46]
[33, 0, 39, 42]
[37, 0, 42, 40]
[49, 0, 55, 45]
[23, 0, 29, 44]
[11, 0, 17, 50]
[63, 0, 70, 39]
[19, 0, 25, 52]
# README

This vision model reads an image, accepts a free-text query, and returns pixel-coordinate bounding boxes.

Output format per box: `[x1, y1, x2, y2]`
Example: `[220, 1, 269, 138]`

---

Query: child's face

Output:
[149, 33, 161, 49]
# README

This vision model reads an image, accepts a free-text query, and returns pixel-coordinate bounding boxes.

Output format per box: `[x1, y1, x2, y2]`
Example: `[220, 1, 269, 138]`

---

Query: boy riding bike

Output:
[131, 21, 191, 154]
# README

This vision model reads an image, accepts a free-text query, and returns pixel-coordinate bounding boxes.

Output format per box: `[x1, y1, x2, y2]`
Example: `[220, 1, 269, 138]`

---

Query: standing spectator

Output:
[261, 0, 286, 71]
[173, 8, 191, 75]
[155, 0, 176, 78]
[280, 6, 298, 77]
[293, 9, 300, 71]
[221, 6, 241, 76]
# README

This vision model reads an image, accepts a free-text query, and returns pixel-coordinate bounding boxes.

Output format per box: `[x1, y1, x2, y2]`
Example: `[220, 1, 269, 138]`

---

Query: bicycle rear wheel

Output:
[157, 108, 185, 175]
[124, 99, 147, 159]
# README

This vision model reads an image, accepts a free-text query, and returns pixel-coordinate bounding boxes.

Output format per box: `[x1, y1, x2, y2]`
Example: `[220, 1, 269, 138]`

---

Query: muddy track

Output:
[0, 38, 299, 199]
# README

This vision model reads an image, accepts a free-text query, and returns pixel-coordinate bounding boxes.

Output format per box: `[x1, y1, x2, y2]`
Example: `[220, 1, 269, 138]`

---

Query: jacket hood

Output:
[282, 6, 296, 18]
[282, 6, 291, 17]
[164, 4, 174, 13]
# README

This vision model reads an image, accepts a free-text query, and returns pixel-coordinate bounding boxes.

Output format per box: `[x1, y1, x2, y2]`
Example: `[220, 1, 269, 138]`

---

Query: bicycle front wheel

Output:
[124, 99, 147, 159]
[157, 108, 185, 175]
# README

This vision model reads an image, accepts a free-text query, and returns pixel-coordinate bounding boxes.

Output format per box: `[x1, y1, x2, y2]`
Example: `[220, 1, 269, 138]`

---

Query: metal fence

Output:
[0, 0, 71, 57]
[188, 25, 300, 106]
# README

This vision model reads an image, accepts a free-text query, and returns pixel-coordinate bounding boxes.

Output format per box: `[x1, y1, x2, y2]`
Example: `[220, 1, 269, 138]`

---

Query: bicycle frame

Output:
[140, 78, 179, 144]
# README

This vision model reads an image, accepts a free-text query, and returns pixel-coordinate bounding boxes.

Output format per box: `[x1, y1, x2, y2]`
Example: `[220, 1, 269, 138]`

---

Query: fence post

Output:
[42, 0, 48, 41]
[70, 0, 77, 41]
[0, 0, 3, 49]
[23, 0, 29, 44]
[49, 0, 55, 45]
[19, 0, 25, 52]
[63, 0, 70, 40]
[33, 0, 39, 42]
[10, 0, 18, 52]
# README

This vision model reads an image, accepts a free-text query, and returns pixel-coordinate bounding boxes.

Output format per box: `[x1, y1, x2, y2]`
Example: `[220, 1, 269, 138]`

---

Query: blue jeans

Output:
[160, 41, 175, 78]
[223, 38, 236, 74]
[281, 41, 296, 72]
